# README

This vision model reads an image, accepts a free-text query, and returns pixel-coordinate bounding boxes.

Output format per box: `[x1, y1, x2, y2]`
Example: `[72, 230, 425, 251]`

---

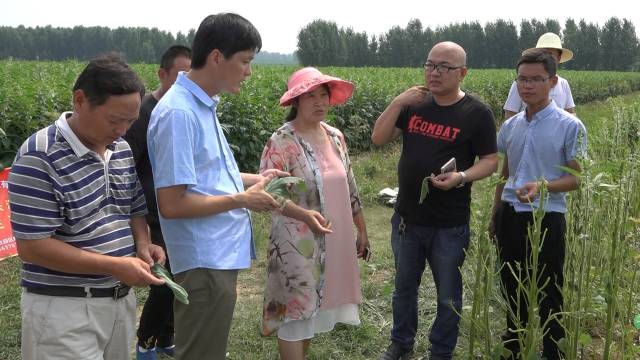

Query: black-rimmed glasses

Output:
[424, 62, 464, 74]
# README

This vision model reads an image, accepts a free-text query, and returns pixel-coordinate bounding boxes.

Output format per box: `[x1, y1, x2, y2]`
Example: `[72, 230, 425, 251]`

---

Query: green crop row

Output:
[2, 60, 640, 171]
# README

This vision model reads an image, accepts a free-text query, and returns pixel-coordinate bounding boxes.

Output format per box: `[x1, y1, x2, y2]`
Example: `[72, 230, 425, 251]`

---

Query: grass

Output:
[1, 93, 640, 359]
[0, 256, 21, 360]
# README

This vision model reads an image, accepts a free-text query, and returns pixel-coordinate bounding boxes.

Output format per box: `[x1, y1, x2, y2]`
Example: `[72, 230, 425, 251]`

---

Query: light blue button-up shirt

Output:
[147, 72, 255, 274]
[498, 101, 587, 213]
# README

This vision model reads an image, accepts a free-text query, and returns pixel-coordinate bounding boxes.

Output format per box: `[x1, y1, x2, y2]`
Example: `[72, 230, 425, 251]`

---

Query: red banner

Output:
[0, 168, 17, 261]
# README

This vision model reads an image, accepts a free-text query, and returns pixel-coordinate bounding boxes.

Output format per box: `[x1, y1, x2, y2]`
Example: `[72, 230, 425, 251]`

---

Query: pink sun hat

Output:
[279, 67, 354, 107]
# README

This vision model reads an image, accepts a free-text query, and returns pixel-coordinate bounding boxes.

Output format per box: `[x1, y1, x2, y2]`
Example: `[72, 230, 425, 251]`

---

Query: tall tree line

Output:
[297, 17, 640, 71]
[0, 25, 297, 64]
[0, 25, 194, 62]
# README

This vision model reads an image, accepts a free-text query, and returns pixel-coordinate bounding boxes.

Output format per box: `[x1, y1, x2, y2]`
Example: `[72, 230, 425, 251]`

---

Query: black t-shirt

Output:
[124, 94, 160, 229]
[395, 93, 497, 227]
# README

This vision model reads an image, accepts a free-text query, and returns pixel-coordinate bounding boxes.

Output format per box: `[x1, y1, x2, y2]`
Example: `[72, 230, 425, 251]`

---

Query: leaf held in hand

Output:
[151, 263, 189, 305]
[419, 176, 433, 204]
[265, 176, 306, 206]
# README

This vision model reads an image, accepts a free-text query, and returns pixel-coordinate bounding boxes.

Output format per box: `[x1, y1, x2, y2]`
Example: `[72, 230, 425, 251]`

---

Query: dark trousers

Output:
[390, 212, 470, 359]
[496, 202, 566, 360]
[137, 225, 174, 348]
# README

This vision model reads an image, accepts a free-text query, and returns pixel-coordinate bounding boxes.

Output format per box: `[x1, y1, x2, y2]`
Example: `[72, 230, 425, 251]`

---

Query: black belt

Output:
[502, 201, 516, 210]
[26, 284, 131, 300]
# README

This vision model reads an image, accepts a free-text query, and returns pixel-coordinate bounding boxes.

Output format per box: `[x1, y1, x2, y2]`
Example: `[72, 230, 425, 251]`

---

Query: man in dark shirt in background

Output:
[124, 45, 191, 360]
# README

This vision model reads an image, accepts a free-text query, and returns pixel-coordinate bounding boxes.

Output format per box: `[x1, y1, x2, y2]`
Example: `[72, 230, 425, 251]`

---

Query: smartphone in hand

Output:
[440, 157, 457, 174]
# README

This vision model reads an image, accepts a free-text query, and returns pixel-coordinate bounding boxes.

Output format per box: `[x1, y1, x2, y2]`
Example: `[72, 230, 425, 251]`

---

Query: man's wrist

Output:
[99, 255, 123, 277]
[232, 193, 247, 208]
[456, 171, 467, 188]
[540, 179, 550, 191]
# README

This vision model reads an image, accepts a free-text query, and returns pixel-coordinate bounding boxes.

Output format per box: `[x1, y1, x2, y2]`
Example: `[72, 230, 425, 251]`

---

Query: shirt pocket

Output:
[109, 172, 137, 203]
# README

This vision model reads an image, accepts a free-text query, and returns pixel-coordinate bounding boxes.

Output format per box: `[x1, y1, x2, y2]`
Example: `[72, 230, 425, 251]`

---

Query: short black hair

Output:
[160, 45, 192, 71]
[517, 49, 557, 77]
[191, 13, 262, 69]
[73, 54, 145, 107]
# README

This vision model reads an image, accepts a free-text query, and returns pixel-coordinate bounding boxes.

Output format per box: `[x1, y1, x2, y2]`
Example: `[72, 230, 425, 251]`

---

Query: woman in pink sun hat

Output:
[279, 67, 356, 106]
[260, 67, 369, 359]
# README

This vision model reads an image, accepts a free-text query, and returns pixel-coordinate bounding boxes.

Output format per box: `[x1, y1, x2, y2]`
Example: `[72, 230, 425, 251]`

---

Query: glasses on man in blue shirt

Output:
[515, 76, 551, 86]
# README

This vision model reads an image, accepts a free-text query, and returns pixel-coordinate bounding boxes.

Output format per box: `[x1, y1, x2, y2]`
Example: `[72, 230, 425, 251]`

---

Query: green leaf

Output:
[555, 164, 582, 177]
[578, 333, 592, 346]
[593, 294, 607, 305]
[151, 263, 189, 305]
[491, 343, 510, 360]
[526, 351, 542, 360]
[419, 176, 431, 204]
[557, 337, 568, 352]
[265, 176, 306, 199]
[597, 183, 617, 189]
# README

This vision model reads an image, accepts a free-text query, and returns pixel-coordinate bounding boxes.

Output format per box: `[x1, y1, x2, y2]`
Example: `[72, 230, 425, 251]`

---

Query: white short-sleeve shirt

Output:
[503, 75, 575, 113]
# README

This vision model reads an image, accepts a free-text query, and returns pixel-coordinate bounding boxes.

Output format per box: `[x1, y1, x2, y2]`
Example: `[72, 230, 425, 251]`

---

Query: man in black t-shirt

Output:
[373, 42, 498, 360]
[124, 45, 191, 360]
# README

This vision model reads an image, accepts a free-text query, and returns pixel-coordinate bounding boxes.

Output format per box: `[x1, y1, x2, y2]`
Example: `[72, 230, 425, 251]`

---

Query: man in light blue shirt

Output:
[147, 13, 285, 360]
[490, 49, 586, 360]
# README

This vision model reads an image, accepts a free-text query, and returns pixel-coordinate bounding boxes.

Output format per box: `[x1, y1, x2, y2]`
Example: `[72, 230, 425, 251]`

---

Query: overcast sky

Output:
[2, 0, 638, 53]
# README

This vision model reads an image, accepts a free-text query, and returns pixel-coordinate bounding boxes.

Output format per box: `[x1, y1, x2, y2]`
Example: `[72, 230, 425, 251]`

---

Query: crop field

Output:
[0, 61, 639, 359]
[2, 60, 640, 170]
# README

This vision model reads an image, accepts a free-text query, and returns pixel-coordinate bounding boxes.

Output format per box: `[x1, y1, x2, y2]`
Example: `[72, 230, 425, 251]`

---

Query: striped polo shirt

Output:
[8, 112, 147, 288]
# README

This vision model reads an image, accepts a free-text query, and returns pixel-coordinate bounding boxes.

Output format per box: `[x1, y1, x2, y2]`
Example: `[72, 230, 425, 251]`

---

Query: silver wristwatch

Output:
[456, 171, 467, 188]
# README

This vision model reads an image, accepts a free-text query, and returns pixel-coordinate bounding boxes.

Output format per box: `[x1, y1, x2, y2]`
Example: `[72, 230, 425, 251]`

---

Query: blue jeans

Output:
[390, 212, 470, 359]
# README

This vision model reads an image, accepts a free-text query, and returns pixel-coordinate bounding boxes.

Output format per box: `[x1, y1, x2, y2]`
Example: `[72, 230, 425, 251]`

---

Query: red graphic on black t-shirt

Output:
[407, 115, 460, 142]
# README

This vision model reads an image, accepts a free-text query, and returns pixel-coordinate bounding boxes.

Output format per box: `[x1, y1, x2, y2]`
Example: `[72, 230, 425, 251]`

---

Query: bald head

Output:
[424, 41, 468, 100]
[428, 41, 467, 67]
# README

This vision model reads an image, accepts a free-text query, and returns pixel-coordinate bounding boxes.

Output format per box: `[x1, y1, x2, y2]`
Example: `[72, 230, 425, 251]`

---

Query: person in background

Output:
[124, 44, 191, 360]
[372, 42, 498, 360]
[260, 67, 369, 360]
[503, 32, 576, 120]
[9, 54, 165, 360]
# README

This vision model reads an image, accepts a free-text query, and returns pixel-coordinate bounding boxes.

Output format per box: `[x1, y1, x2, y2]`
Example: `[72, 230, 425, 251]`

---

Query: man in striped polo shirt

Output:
[9, 55, 166, 360]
